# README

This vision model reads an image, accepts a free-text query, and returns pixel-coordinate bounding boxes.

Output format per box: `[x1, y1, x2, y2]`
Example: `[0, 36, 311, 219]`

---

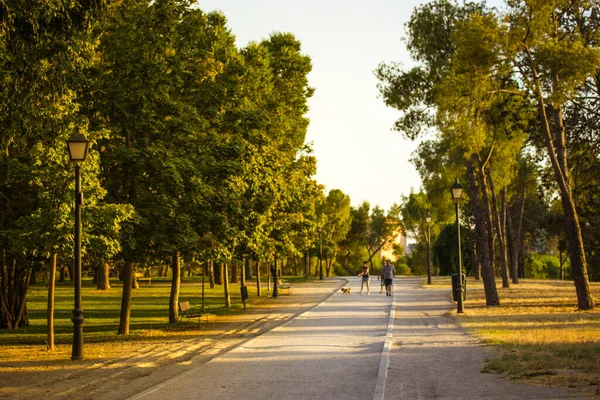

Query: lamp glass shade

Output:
[67, 131, 89, 161]
[425, 215, 432, 224]
[451, 180, 463, 201]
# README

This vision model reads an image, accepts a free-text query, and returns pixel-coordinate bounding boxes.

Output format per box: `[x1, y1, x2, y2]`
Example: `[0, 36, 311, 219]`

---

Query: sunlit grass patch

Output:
[456, 278, 600, 391]
[421, 276, 451, 288]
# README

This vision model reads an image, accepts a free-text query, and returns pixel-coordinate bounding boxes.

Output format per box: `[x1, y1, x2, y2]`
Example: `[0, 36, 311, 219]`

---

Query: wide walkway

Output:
[132, 277, 390, 400]
[130, 277, 585, 400]
[384, 278, 583, 399]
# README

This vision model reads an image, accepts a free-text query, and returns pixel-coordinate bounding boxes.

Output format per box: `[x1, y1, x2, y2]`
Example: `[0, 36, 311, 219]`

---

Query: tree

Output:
[0, 0, 106, 329]
[318, 189, 351, 277]
[349, 202, 402, 269]
[463, 0, 597, 309]
[376, 0, 501, 304]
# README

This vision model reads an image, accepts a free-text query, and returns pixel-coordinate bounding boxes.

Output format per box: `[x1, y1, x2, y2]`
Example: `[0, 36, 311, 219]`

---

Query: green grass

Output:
[0, 275, 301, 346]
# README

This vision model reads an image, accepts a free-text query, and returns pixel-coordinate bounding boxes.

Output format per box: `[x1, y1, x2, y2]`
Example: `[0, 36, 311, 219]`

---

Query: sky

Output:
[197, 0, 502, 210]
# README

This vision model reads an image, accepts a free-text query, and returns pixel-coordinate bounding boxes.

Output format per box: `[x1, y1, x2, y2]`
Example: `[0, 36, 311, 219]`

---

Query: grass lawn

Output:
[0, 275, 302, 360]
[429, 276, 600, 390]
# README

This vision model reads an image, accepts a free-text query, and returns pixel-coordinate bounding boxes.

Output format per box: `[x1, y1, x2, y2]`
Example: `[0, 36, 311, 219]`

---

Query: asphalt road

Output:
[130, 277, 585, 400]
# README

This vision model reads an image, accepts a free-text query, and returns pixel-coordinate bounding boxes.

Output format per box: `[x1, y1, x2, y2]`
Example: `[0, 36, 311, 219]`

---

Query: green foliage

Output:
[396, 263, 411, 275]
[432, 223, 474, 276]
[0, 0, 321, 330]
[344, 202, 402, 268]
[524, 253, 569, 280]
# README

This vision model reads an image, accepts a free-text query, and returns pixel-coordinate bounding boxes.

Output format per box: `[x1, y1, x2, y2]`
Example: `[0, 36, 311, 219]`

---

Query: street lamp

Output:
[317, 226, 323, 280]
[66, 128, 89, 360]
[450, 179, 464, 314]
[425, 213, 432, 285]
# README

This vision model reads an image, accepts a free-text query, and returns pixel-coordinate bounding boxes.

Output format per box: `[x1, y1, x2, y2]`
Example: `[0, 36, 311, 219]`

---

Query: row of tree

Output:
[377, 0, 598, 309]
[0, 0, 406, 349]
[0, 0, 322, 334]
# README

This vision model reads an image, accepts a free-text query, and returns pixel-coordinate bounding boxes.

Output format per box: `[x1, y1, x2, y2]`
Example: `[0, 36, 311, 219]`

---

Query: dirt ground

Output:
[0, 279, 344, 400]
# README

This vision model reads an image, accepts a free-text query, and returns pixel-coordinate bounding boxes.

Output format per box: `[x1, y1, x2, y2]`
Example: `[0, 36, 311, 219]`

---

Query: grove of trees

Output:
[377, 0, 598, 310]
[0, 0, 405, 348]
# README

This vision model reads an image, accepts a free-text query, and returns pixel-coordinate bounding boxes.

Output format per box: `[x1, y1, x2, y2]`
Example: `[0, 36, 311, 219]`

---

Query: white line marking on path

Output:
[373, 287, 396, 400]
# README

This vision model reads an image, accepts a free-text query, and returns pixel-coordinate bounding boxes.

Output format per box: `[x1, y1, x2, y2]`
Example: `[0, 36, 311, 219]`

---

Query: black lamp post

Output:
[451, 179, 465, 314]
[66, 129, 89, 360]
[318, 226, 323, 280]
[426, 213, 432, 285]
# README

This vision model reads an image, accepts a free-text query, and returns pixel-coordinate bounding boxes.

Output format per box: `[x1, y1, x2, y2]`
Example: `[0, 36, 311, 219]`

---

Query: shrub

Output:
[396, 263, 411, 275]
[524, 253, 569, 279]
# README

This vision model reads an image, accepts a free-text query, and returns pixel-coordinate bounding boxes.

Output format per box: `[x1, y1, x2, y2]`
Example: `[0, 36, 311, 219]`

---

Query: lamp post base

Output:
[71, 308, 84, 360]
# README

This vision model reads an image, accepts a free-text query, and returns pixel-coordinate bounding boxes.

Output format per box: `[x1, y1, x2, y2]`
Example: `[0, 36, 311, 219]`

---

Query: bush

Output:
[396, 263, 411, 275]
[524, 253, 569, 279]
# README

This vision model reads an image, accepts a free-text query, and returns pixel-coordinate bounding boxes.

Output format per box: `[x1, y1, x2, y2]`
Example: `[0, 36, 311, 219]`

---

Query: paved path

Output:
[385, 277, 583, 400]
[130, 277, 585, 400]
[132, 277, 390, 400]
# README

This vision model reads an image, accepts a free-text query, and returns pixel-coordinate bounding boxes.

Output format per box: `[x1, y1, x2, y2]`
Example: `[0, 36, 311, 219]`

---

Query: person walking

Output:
[358, 261, 370, 295]
[382, 260, 396, 297]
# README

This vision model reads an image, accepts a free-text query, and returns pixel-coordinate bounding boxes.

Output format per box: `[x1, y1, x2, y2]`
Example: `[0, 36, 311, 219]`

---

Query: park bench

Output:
[135, 272, 152, 285]
[178, 301, 210, 327]
[276, 280, 293, 295]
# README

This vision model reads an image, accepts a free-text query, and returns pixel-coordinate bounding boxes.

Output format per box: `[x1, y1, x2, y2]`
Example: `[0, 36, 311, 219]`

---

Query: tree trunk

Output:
[1, 249, 9, 329]
[506, 200, 520, 284]
[231, 262, 238, 284]
[46, 253, 57, 351]
[472, 244, 481, 280]
[117, 261, 134, 334]
[2, 258, 32, 329]
[245, 258, 253, 281]
[517, 184, 526, 279]
[13, 265, 30, 327]
[223, 264, 231, 307]
[468, 160, 500, 306]
[489, 173, 510, 288]
[59, 266, 66, 282]
[528, 58, 594, 309]
[214, 262, 223, 285]
[304, 250, 309, 278]
[30, 268, 37, 285]
[241, 259, 247, 288]
[478, 162, 496, 279]
[97, 262, 111, 290]
[559, 249, 564, 280]
[169, 251, 181, 323]
[255, 259, 261, 296]
[208, 260, 215, 289]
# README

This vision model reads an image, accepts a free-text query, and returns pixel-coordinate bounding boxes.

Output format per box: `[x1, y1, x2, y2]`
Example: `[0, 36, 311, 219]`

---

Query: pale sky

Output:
[198, 0, 503, 210]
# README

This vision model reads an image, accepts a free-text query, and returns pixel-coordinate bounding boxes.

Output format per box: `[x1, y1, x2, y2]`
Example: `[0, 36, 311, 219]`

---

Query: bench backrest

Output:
[179, 301, 191, 312]
[135, 272, 144, 278]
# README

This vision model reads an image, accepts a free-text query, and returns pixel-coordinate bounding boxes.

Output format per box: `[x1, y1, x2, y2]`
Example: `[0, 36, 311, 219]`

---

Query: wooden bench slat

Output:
[178, 301, 210, 327]
[134, 272, 152, 285]
[276, 281, 293, 294]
